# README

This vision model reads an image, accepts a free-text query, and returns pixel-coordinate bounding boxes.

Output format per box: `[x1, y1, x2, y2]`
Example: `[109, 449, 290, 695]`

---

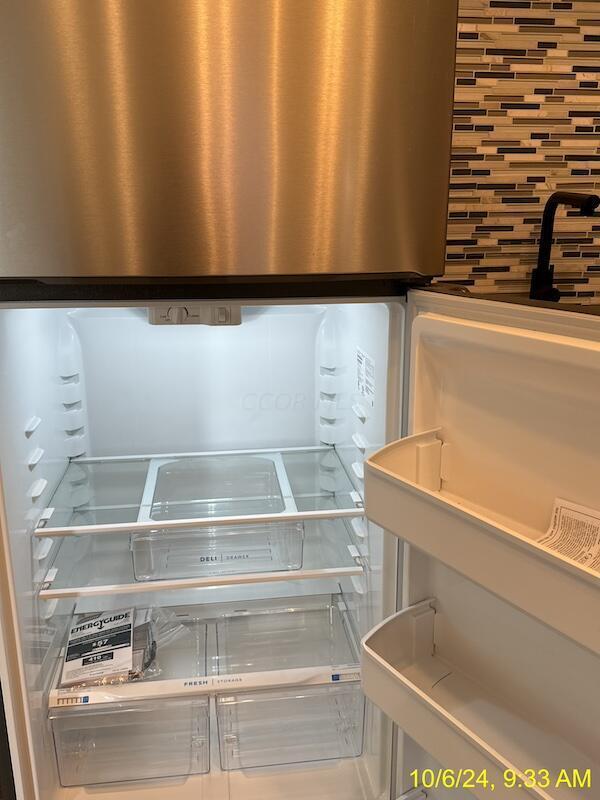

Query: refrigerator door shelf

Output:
[362, 600, 600, 800]
[38, 518, 364, 600]
[216, 683, 364, 771]
[49, 695, 210, 787]
[35, 446, 363, 538]
[365, 429, 600, 655]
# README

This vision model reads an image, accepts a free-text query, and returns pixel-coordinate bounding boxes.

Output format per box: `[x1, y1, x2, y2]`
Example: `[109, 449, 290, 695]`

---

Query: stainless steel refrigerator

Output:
[0, 4, 598, 800]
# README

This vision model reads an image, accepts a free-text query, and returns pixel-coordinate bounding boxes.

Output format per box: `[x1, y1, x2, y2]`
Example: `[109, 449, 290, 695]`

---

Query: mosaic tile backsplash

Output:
[443, 0, 600, 301]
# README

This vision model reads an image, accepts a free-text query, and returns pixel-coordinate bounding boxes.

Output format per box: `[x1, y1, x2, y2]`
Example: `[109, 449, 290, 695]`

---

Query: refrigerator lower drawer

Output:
[216, 683, 364, 771]
[130, 522, 304, 581]
[49, 696, 209, 787]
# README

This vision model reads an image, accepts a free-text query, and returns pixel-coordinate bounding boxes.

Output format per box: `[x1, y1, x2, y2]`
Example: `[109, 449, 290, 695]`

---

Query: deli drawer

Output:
[130, 521, 304, 581]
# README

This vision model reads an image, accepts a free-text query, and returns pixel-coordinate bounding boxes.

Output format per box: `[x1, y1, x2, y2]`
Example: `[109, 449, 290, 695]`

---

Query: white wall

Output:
[69, 306, 326, 457]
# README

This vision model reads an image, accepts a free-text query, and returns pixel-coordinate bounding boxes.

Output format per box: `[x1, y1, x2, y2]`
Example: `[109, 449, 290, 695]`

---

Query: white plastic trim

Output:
[62, 408, 85, 431]
[64, 434, 85, 458]
[48, 665, 361, 709]
[38, 565, 364, 600]
[35, 506, 364, 539]
[27, 448, 44, 468]
[352, 403, 368, 423]
[59, 382, 82, 405]
[27, 479, 47, 501]
[23, 416, 41, 436]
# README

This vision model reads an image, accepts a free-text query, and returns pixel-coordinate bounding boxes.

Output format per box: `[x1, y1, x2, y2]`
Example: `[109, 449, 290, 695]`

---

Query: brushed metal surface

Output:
[0, 1, 457, 279]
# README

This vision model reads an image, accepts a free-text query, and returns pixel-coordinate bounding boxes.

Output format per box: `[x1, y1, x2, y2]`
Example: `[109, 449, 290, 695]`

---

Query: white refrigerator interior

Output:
[0, 300, 401, 800]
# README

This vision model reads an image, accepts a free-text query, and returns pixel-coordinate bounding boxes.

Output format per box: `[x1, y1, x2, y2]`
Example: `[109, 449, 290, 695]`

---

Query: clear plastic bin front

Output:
[131, 521, 304, 581]
[50, 696, 210, 787]
[216, 683, 364, 771]
[215, 594, 358, 674]
[48, 607, 210, 787]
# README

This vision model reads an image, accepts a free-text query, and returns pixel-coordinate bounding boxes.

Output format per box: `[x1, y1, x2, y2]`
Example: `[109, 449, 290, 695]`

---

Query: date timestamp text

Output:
[410, 768, 592, 792]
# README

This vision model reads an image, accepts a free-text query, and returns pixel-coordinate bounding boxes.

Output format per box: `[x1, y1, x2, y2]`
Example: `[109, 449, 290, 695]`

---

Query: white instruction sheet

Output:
[356, 347, 375, 407]
[538, 498, 600, 573]
[61, 608, 134, 687]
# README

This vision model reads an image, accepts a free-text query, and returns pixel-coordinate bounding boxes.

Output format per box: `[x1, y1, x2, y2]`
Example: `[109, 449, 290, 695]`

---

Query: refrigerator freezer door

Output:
[0, 1, 457, 280]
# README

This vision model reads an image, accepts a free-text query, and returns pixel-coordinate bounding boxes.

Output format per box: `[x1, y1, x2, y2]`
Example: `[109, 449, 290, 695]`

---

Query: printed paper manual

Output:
[539, 498, 600, 573]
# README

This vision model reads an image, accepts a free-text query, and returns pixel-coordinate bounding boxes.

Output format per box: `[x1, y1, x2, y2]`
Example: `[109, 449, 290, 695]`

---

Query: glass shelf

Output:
[39, 517, 363, 600]
[37, 447, 362, 537]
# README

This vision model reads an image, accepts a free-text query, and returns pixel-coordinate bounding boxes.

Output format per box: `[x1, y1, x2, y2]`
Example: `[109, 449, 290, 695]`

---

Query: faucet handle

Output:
[550, 191, 600, 216]
[529, 192, 600, 302]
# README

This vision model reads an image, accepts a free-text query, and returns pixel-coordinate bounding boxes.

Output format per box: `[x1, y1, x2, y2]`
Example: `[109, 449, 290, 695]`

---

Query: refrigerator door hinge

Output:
[148, 304, 242, 326]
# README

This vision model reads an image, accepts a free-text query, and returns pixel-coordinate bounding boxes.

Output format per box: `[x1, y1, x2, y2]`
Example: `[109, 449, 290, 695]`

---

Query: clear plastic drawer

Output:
[148, 454, 288, 520]
[48, 607, 208, 787]
[130, 521, 304, 581]
[215, 594, 358, 673]
[215, 594, 364, 771]
[50, 695, 209, 787]
[216, 683, 364, 771]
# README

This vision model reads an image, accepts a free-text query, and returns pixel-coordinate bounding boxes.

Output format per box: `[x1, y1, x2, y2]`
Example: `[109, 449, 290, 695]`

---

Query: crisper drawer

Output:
[49, 696, 209, 787]
[130, 521, 304, 581]
[216, 683, 364, 771]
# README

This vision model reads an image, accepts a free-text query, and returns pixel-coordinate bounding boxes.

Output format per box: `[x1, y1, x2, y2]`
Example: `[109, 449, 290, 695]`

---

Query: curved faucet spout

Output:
[529, 191, 600, 302]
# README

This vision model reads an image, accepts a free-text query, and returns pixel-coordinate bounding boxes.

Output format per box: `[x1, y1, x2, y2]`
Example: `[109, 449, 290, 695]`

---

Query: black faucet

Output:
[529, 191, 600, 302]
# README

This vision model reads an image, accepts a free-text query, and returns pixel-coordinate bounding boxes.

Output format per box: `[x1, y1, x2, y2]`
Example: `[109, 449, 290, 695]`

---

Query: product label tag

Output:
[538, 498, 600, 573]
[356, 348, 375, 408]
[61, 608, 134, 687]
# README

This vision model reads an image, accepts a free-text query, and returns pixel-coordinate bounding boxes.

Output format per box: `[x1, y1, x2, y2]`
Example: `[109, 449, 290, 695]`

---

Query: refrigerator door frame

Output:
[0, 293, 405, 800]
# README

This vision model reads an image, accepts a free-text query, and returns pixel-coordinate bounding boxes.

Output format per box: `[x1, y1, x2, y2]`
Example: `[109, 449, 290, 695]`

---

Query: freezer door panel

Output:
[0, 1, 456, 279]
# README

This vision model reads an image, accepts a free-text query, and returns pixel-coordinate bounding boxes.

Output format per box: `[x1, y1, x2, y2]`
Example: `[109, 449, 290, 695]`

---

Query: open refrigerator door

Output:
[363, 291, 600, 800]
